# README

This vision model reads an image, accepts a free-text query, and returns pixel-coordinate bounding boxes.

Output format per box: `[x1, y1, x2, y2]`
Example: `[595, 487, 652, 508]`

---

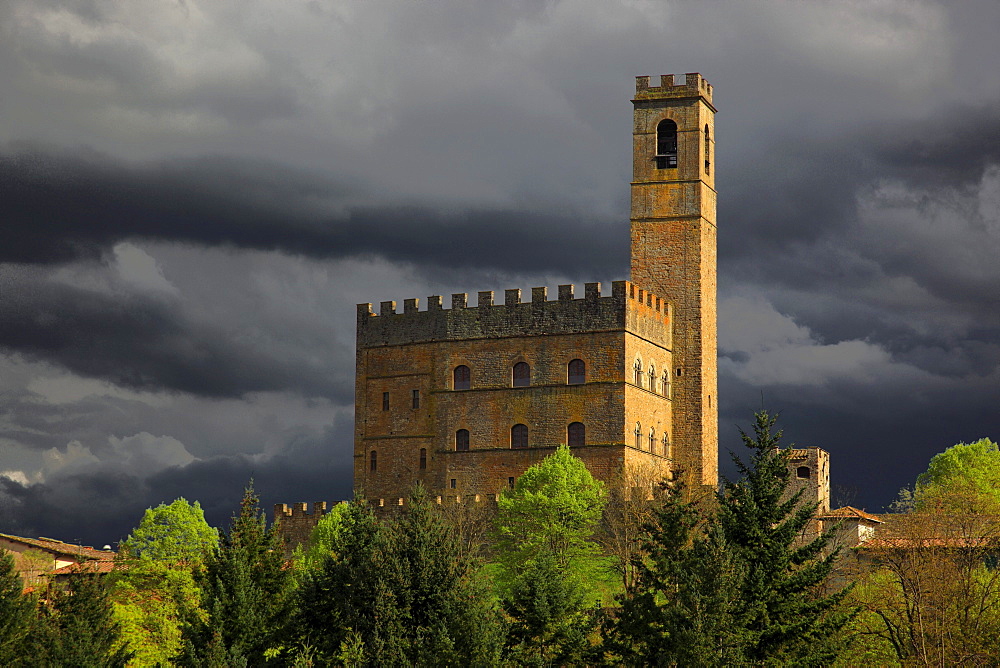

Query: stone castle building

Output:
[353, 73, 719, 505]
[276, 74, 841, 548]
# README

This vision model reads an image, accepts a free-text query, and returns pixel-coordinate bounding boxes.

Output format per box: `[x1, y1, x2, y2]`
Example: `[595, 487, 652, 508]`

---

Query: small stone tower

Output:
[630, 74, 718, 487]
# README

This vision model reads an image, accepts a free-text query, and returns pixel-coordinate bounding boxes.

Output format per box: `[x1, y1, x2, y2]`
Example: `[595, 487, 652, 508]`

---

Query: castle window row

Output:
[452, 360, 587, 390]
[633, 421, 671, 458]
[632, 358, 671, 396]
[448, 422, 588, 451]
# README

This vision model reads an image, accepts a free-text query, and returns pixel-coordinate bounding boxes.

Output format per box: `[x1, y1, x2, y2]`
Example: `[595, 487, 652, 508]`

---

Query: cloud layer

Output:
[2, 0, 999, 544]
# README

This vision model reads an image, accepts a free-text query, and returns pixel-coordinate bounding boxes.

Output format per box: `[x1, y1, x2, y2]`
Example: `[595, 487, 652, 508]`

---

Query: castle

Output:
[276, 73, 839, 544]
[353, 73, 717, 504]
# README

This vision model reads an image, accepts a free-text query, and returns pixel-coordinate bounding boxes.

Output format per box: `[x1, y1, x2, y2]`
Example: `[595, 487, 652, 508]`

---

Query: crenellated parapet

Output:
[358, 280, 672, 349]
[273, 501, 329, 557]
[634, 73, 713, 107]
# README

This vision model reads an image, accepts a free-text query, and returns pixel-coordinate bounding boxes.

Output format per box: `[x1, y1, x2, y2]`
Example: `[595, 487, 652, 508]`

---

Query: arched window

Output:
[634, 359, 643, 387]
[568, 359, 586, 385]
[512, 362, 530, 387]
[661, 370, 670, 398]
[419, 448, 427, 470]
[511, 424, 528, 449]
[568, 422, 585, 447]
[797, 466, 810, 479]
[656, 119, 678, 169]
[456, 429, 470, 452]
[648, 365, 656, 393]
[634, 422, 642, 449]
[453, 365, 470, 390]
[369, 450, 377, 473]
[662, 432, 670, 458]
[648, 427, 655, 452]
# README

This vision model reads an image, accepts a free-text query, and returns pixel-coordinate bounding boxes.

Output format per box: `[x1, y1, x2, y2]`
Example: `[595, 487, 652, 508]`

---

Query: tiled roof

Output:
[817, 506, 883, 524]
[51, 560, 117, 576]
[0, 533, 115, 561]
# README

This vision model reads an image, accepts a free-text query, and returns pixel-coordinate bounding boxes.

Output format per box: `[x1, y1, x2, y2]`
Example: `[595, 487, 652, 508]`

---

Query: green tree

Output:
[502, 552, 598, 667]
[181, 481, 293, 666]
[610, 412, 853, 666]
[608, 481, 745, 666]
[113, 497, 215, 664]
[111, 559, 204, 667]
[718, 410, 853, 664]
[0, 551, 35, 665]
[290, 501, 350, 575]
[297, 487, 504, 666]
[915, 437, 1000, 513]
[31, 572, 134, 667]
[493, 444, 607, 580]
[120, 497, 218, 565]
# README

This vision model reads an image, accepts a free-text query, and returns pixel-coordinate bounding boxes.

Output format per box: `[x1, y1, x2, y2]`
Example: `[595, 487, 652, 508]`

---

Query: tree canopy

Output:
[915, 437, 1000, 512]
[120, 497, 218, 564]
[494, 444, 607, 575]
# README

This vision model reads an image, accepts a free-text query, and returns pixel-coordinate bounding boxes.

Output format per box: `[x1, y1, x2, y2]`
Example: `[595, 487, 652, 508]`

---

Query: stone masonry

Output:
[630, 73, 719, 487]
[355, 281, 676, 505]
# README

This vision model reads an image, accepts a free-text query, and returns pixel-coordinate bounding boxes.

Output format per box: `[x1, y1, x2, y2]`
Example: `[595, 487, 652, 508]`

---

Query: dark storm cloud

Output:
[0, 147, 626, 279]
[0, 268, 350, 400]
[0, 416, 354, 547]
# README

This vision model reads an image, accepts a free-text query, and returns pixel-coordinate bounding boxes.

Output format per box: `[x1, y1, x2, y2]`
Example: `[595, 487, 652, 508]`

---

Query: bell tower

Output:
[630, 73, 718, 487]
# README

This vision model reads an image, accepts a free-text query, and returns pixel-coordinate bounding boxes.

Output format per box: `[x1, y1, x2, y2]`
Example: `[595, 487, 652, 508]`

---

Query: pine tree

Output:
[718, 411, 853, 664]
[502, 552, 597, 667]
[609, 411, 854, 666]
[296, 487, 505, 666]
[32, 571, 134, 668]
[0, 551, 35, 665]
[607, 479, 746, 666]
[181, 481, 293, 665]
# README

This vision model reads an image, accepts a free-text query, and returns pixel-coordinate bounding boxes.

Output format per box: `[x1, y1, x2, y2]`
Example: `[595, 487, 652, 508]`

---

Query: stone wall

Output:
[356, 281, 677, 503]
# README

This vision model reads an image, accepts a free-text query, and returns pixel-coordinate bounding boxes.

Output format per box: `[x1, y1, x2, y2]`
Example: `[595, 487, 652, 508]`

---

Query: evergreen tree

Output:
[608, 481, 745, 666]
[718, 411, 853, 664]
[0, 551, 35, 665]
[181, 481, 293, 666]
[297, 487, 504, 666]
[502, 552, 597, 667]
[609, 412, 853, 666]
[31, 571, 134, 668]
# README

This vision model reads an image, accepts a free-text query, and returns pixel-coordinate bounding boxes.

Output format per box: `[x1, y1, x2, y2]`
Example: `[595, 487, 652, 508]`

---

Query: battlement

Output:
[274, 501, 328, 519]
[358, 280, 672, 348]
[634, 72, 713, 105]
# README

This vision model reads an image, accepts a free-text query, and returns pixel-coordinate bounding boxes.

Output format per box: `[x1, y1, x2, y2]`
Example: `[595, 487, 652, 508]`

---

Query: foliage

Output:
[607, 481, 745, 666]
[493, 444, 607, 588]
[596, 460, 673, 590]
[120, 497, 218, 565]
[844, 500, 1000, 664]
[717, 410, 854, 664]
[290, 501, 350, 575]
[502, 552, 599, 666]
[915, 438, 1000, 513]
[0, 550, 35, 666]
[110, 559, 204, 667]
[31, 572, 134, 667]
[181, 481, 293, 666]
[610, 411, 854, 666]
[296, 486, 505, 666]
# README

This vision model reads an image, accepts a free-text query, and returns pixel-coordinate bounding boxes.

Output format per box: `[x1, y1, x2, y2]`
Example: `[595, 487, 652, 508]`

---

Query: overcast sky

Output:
[2, 0, 999, 546]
